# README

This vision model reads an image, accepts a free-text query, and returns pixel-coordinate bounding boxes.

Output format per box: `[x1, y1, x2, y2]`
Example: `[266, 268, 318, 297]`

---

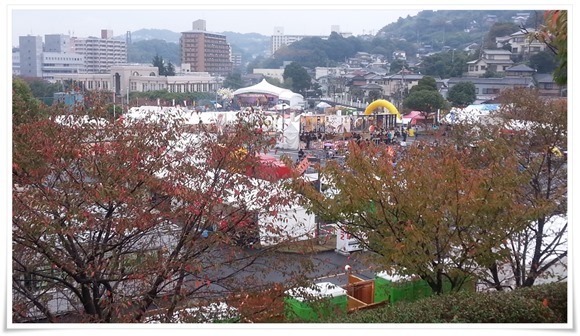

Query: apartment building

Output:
[180, 20, 233, 76]
[271, 27, 328, 55]
[71, 30, 127, 73]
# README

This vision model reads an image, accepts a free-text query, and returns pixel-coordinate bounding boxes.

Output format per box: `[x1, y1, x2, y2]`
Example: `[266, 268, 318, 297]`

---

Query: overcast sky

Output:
[8, 0, 564, 47]
[10, 7, 424, 46]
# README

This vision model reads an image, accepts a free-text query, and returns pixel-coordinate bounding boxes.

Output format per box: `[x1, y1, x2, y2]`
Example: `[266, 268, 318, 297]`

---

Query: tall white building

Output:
[271, 26, 351, 55]
[72, 30, 127, 74]
[41, 52, 85, 80]
[271, 27, 328, 55]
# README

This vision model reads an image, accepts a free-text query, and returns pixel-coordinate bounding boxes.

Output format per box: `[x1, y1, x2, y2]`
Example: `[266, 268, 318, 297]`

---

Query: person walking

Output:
[387, 130, 393, 144]
[402, 128, 408, 142]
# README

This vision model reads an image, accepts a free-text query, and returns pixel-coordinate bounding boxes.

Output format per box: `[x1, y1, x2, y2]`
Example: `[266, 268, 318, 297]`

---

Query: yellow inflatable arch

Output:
[364, 99, 401, 120]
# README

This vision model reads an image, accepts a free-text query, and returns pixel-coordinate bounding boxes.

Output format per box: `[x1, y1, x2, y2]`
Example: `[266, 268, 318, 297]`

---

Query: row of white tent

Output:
[125, 106, 301, 150]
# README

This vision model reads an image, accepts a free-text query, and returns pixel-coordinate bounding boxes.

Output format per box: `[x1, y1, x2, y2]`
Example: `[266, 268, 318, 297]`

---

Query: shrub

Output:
[321, 282, 566, 323]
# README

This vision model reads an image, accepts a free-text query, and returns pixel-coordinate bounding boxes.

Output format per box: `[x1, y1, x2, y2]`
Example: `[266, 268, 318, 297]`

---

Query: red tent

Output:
[246, 153, 293, 181]
[402, 111, 435, 126]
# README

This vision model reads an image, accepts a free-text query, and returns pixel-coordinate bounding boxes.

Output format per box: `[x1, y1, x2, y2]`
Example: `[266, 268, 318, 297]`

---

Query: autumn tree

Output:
[12, 96, 316, 323]
[478, 87, 567, 289]
[533, 10, 567, 85]
[292, 139, 529, 295]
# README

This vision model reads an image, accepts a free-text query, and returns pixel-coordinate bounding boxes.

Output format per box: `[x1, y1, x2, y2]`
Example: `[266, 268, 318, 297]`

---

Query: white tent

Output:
[274, 118, 300, 150]
[278, 90, 305, 108]
[442, 104, 500, 124]
[232, 79, 305, 108]
[316, 101, 331, 109]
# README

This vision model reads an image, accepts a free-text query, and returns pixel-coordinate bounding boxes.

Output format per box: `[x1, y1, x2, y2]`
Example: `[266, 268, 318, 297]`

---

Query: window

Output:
[482, 88, 500, 94]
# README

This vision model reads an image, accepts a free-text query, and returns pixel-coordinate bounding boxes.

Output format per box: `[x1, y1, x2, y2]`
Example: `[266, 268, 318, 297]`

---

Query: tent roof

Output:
[402, 111, 423, 119]
[279, 90, 304, 101]
[233, 79, 292, 97]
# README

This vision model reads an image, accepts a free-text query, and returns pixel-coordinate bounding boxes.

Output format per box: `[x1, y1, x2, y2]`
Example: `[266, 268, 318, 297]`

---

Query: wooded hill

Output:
[122, 10, 546, 71]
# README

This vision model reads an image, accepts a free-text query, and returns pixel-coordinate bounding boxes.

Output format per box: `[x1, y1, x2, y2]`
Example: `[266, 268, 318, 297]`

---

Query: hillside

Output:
[378, 9, 545, 50]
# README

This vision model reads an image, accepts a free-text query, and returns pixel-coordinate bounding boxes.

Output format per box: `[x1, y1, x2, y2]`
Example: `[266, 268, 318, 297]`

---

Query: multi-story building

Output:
[252, 68, 284, 82]
[19, 35, 43, 77]
[42, 34, 86, 79]
[180, 19, 233, 76]
[44, 34, 73, 53]
[507, 29, 547, 56]
[231, 51, 242, 70]
[466, 49, 514, 76]
[72, 30, 127, 74]
[41, 52, 85, 80]
[12, 49, 20, 76]
[271, 27, 329, 55]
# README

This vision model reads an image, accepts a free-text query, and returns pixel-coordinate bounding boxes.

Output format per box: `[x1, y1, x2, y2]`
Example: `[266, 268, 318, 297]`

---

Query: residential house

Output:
[533, 73, 566, 97]
[463, 43, 480, 56]
[466, 49, 514, 76]
[381, 73, 425, 108]
[446, 77, 534, 104]
[505, 64, 536, 77]
[314, 66, 347, 80]
[505, 29, 546, 56]
[392, 50, 407, 61]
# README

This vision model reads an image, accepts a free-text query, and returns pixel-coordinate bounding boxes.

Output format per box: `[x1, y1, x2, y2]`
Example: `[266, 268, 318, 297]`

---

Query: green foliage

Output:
[222, 72, 245, 90]
[482, 69, 502, 78]
[131, 90, 212, 103]
[534, 10, 567, 85]
[528, 50, 557, 73]
[389, 59, 408, 74]
[323, 282, 566, 323]
[12, 77, 46, 126]
[379, 10, 536, 51]
[264, 77, 291, 90]
[152, 55, 175, 76]
[408, 76, 438, 94]
[483, 22, 521, 49]
[283, 62, 311, 94]
[447, 81, 476, 107]
[403, 89, 445, 112]
[24, 78, 62, 105]
[418, 50, 468, 78]
[128, 39, 180, 65]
